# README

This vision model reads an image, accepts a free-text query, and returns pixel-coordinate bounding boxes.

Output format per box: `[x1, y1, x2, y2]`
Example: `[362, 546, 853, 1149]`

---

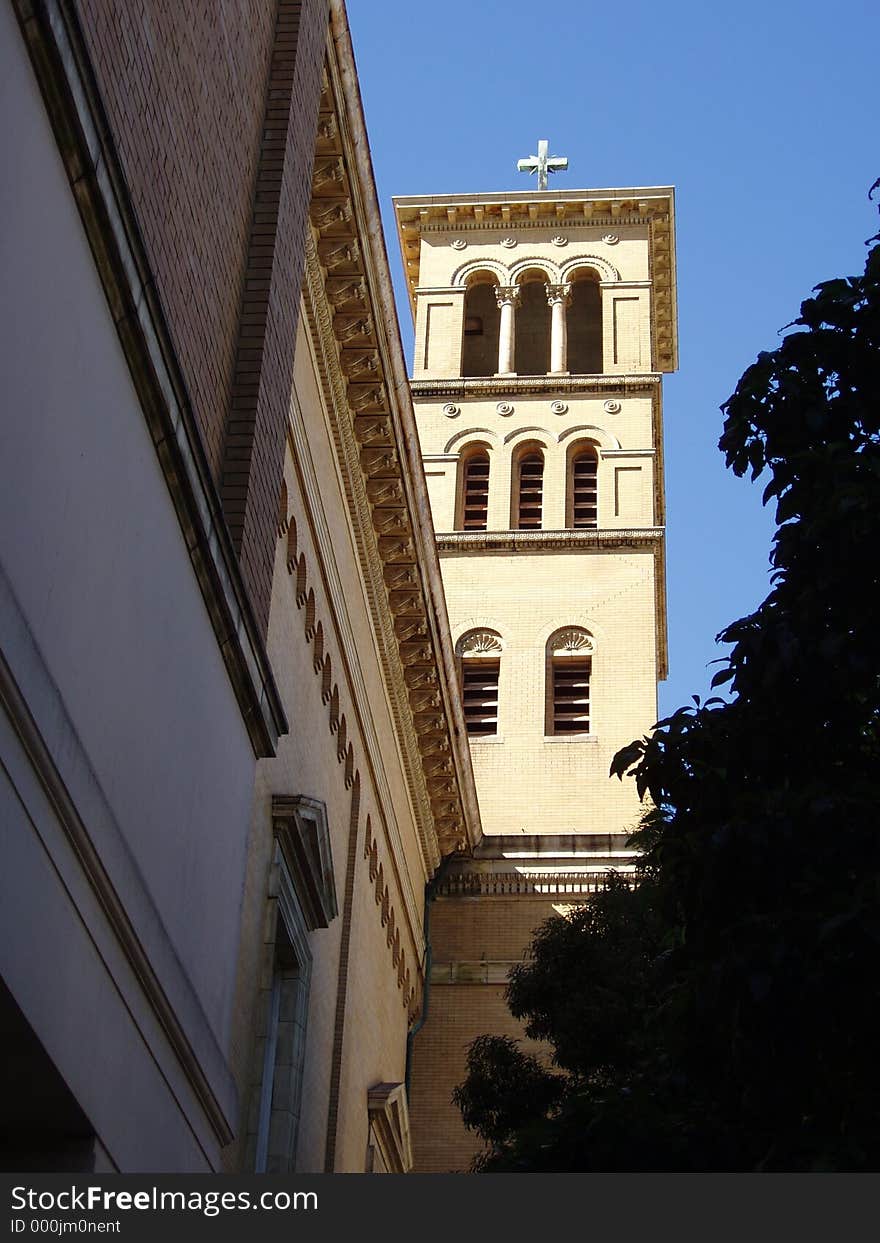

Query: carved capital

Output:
[545, 282, 572, 307]
[495, 285, 521, 310]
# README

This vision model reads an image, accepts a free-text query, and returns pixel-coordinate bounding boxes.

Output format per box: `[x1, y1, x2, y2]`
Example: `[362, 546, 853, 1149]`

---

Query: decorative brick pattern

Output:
[78, 0, 330, 634]
[76, 0, 276, 482]
[222, 0, 329, 633]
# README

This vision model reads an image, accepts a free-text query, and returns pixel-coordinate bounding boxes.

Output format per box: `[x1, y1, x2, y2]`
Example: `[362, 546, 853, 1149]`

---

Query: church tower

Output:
[393, 150, 678, 1171]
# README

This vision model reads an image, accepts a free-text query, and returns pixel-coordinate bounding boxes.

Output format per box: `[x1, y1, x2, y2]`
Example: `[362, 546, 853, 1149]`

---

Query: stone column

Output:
[546, 283, 572, 374]
[495, 286, 520, 375]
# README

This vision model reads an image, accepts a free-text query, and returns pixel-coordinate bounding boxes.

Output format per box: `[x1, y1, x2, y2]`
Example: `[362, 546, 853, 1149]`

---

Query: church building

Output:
[0, 0, 676, 1174]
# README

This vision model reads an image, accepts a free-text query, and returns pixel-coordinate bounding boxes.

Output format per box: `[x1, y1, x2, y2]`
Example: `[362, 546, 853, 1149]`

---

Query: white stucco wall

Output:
[0, 6, 256, 1165]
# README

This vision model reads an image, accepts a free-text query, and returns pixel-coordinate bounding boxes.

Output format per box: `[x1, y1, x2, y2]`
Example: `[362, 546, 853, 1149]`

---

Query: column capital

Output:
[495, 285, 521, 309]
[545, 282, 572, 307]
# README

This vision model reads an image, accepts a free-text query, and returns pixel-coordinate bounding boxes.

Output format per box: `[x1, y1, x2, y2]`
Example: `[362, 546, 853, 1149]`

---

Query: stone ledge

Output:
[411, 373, 661, 398]
[435, 528, 664, 553]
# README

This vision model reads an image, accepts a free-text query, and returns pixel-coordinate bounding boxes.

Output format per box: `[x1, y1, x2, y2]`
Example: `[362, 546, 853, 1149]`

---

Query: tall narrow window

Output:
[514, 276, 551, 375]
[460, 452, 490, 530]
[570, 450, 598, 528]
[461, 280, 500, 377]
[515, 451, 544, 529]
[457, 630, 503, 737]
[546, 628, 594, 736]
[567, 271, 603, 374]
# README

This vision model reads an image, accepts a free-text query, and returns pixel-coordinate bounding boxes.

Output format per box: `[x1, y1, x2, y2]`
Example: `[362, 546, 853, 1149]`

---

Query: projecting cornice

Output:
[435, 528, 663, 552]
[393, 188, 678, 374]
[307, 29, 482, 869]
[410, 374, 662, 399]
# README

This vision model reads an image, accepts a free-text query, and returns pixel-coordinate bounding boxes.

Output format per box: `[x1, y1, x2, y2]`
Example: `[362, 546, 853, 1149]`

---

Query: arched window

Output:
[546, 628, 594, 736]
[568, 446, 598, 529]
[514, 274, 551, 375]
[457, 630, 503, 737]
[461, 280, 500, 377]
[513, 447, 544, 530]
[566, 270, 603, 374]
[457, 447, 490, 531]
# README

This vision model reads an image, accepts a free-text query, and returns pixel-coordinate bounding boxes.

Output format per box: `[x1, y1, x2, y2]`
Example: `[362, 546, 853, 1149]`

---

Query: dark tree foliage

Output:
[456, 188, 880, 1172]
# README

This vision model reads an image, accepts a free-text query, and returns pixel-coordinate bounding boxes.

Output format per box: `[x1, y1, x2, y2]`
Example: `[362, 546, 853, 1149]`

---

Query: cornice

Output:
[410, 374, 661, 399]
[435, 529, 664, 553]
[306, 40, 482, 873]
[420, 214, 653, 234]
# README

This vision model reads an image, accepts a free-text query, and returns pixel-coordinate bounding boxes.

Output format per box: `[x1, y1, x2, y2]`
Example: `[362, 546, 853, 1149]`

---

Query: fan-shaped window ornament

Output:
[457, 630, 503, 657]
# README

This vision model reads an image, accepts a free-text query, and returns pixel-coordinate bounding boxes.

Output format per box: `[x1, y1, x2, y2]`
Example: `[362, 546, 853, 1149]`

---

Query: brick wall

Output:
[77, 0, 330, 633]
[76, 0, 276, 483]
[221, 0, 328, 633]
[409, 894, 559, 1173]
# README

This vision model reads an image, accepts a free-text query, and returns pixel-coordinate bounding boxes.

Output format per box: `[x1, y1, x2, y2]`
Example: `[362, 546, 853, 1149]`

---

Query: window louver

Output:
[462, 454, 489, 530]
[571, 453, 598, 529]
[462, 660, 500, 735]
[517, 453, 543, 529]
[552, 657, 590, 734]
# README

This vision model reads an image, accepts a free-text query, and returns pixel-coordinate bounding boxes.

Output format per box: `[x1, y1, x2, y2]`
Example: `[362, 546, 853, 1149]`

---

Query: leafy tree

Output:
[456, 187, 880, 1171]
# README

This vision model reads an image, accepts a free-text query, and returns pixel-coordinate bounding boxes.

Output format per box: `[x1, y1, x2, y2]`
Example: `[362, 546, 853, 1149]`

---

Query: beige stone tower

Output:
[394, 166, 678, 1171]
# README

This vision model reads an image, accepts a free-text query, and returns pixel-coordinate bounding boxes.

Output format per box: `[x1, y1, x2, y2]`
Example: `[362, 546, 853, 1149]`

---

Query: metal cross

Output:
[517, 139, 568, 191]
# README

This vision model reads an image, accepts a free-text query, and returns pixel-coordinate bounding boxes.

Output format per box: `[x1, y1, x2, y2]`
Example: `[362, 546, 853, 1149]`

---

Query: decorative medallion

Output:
[500, 236, 517, 248]
[442, 403, 460, 418]
[495, 401, 515, 416]
[602, 233, 619, 245]
[550, 235, 567, 247]
[604, 399, 622, 414]
[451, 238, 467, 250]
[550, 400, 568, 415]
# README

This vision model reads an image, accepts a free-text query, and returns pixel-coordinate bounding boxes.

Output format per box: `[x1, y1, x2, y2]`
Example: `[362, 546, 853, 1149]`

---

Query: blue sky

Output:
[346, 0, 878, 719]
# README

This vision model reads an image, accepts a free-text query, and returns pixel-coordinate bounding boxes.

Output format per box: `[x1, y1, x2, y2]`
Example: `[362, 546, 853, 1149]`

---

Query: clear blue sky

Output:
[346, 0, 878, 720]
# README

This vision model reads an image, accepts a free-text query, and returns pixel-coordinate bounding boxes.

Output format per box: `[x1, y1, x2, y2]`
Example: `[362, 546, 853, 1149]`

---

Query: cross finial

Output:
[517, 139, 568, 191]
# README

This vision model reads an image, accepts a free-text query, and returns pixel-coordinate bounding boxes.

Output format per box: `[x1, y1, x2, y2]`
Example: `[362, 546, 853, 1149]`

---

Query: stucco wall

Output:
[0, 7, 255, 1166]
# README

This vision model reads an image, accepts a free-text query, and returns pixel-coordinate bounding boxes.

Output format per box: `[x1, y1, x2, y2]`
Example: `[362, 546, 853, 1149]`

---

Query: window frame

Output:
[512, 445, 545, 530]
[544, 628, 595, 738]
[457, 629, 504, 739]
[457, 445, 491, 531]
[567, 444, 599, 529]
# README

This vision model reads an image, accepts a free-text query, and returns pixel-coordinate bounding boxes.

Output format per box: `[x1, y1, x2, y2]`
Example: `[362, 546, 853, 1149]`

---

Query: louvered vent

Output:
[462, 661, 500, 736]
[571, 453, 598, 529]
[462, 454, 489, 530]
[516, 452, 543, 529]
[552, 657, 590, 734]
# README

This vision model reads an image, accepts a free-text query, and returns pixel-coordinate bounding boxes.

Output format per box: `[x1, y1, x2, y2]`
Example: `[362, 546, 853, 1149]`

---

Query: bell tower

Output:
[393, 151, 678, 1171]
